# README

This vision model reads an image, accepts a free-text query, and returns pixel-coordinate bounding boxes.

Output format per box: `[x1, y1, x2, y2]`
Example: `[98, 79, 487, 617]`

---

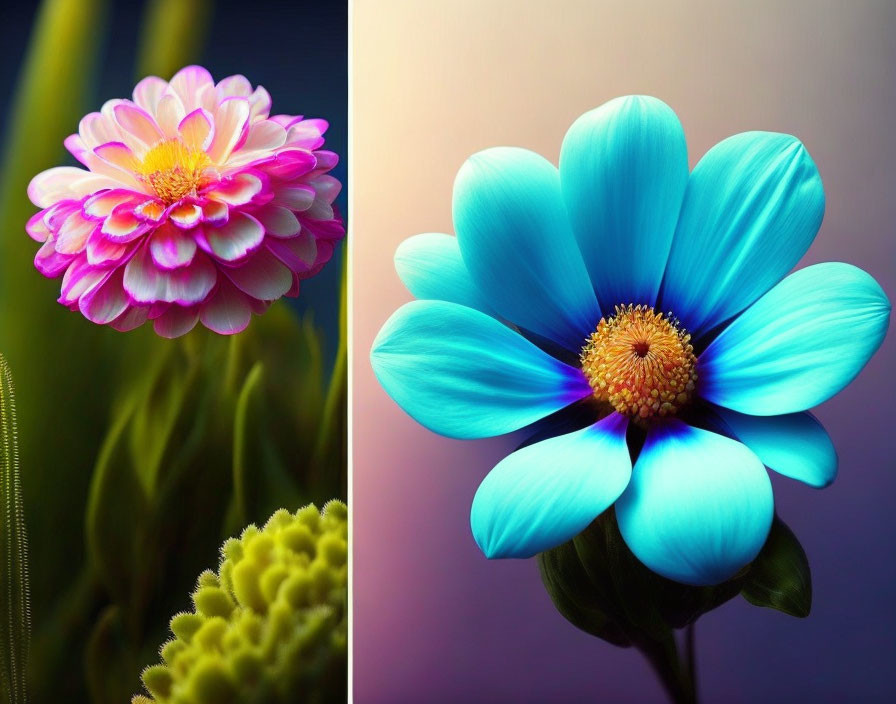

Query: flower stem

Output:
[635, 628, 699, 704]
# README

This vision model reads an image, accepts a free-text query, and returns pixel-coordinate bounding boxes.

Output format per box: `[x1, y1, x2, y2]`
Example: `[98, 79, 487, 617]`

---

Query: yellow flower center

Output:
[580, 304, 697, 420]
[135, 139, 211, 204]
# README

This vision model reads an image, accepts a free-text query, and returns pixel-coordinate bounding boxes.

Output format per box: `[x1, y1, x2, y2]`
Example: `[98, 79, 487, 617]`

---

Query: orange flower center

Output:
[136, 139, 211, 204]
[580, 304, 697, 420]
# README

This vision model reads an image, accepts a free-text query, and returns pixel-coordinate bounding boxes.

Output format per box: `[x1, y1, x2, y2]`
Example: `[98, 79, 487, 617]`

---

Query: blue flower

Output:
[370, 96, 890, 586]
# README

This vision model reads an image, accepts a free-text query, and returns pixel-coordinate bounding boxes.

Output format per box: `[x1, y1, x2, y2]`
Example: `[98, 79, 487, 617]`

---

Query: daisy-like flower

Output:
[371, 96, 891, 586]
[26, 65, 344, 337]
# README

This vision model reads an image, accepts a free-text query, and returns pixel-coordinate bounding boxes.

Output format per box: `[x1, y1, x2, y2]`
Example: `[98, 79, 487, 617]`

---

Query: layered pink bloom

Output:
[26, 66, 344, 337]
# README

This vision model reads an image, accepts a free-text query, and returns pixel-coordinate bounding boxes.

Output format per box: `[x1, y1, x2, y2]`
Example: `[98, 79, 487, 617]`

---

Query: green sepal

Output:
[539, 508, 747, 647]
[741, 515, 812, 618]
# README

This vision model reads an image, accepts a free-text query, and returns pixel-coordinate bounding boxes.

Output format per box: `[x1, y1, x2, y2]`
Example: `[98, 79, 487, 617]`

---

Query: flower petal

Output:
[132, 76, 168, 113]
[453, 147, 600, 350]
[254, 204, 300, 238]
[223, 248, 292, 301]
[661, 132, 825, 336]
[201, 212, 264, 262]
[28, 167, 121, 208]
[560, 95, 688, 309]
[168, 65, 215, 112]
[699, 263, 890, 415]
[709, 406, 837, 488]
[394, 233, 495, 315]
[616, 420, 773, 585]
[149, 223, 197, 269]
[79, 268, 129, 324]
[471, 412, 632, 558]
[114, 103, 164, 148]
[178, 108, 214, 152]
[153, 305, 200, 338]
[207, 97, 250, 163]
[371, 300, 591, 439]
[199, 279, 252, 334]
[124, 245, 216, 304]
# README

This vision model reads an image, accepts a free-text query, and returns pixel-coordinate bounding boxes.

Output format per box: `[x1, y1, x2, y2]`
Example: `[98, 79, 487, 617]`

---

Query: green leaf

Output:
[741, 515, 812, 617]
[0, 354, 30, 704]
[537, 541, 630, 647]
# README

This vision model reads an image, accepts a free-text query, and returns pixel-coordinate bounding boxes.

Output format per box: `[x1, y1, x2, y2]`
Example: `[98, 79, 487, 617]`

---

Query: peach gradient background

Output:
[352, 1, 896, 701]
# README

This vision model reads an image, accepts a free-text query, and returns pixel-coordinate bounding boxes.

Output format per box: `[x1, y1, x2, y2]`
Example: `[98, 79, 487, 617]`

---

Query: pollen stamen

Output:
[580, 304, 697, 420]
[135, 139, 211, 204]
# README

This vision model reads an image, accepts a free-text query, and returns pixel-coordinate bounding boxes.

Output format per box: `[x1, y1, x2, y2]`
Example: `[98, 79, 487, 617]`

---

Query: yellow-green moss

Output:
[133, 501, 347, 704]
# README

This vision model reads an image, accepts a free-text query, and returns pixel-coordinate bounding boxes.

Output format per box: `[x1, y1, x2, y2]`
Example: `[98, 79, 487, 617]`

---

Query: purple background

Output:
[352, 1, 896, 701]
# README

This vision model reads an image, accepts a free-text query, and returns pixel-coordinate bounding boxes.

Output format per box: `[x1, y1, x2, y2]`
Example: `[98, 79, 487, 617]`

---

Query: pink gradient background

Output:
[352, 1, 896, 701]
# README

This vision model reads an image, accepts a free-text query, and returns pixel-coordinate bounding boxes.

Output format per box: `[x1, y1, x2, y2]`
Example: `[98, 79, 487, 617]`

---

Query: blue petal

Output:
[710, 406, 837, 488]
[370, 300, 592, 439]
[616, 420, 773, 586]
[560, 95, 688, 310]
[699, 263, 890, 415]
[453, 147, 600, 351]
[661, 132, 825, 337]
[471, 413, 631, 558]
[394, 233, 495, 315]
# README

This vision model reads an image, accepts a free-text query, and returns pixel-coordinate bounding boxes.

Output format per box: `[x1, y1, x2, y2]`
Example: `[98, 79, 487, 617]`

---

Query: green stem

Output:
[635, 629, 699, 704]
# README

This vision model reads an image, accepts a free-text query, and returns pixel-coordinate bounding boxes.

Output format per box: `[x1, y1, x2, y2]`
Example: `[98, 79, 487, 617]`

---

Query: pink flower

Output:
[26, 65, 344, 338]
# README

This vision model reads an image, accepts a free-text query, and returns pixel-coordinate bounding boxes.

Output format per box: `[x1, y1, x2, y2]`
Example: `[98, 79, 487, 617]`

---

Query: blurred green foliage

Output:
[0, 1, 347, 701]
[1, 354, 30, 704]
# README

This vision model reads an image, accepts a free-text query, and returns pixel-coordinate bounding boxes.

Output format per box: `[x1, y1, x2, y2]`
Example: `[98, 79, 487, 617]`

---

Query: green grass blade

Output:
[1, 354, 30, 704]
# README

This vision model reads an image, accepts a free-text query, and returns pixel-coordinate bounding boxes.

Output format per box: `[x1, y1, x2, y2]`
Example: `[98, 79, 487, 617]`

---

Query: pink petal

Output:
[267, 230, 318, 273]
[60, 257, 109, 305]
[156, 93, 186, 138]
[248, 86, 272, 120]
[94, 142, 138, 172]
[224, 247, 292, 301]
[263, 150, 317, 180]
[84, 189, 139, 219]
[239, 120, 286, 153]
[114, 103, 164, 147]
[285, 119, 327, 149]
[207, 98, 250, 163]
[123, 245, 216, 304]
[272, 184, 315, 211]
[34, 240, 75, 277]
[86, 229, 132, 265]
[132, 76, 168, 113]
[178, 108, 214, 151]
[101, 207, 148, 242]
[202, 200, 228, 224]
[169, 203, 203, 228]
[78, 112, 123, 149]
[26, 209, 52, 242]
[79, 267, 129, 324]
[169, 66, 215, 112]
[216, 74, 253, 100]
[199, 279, 252, 334]
[134, 199, 167, 222]
[64, 134, 90, 165]
[110, 305, 150, 332]
[55, 212, 97, 254]
[27, 167, 101, 208]
[204, 172, 263, 205]
[149, 223, 197, 269]
[200, 212, 264, 262]
[306, 198, 334, 221]
[153, 305, 200, 338]
[254, 204, 300, 238]
[311, 174, 341, 204]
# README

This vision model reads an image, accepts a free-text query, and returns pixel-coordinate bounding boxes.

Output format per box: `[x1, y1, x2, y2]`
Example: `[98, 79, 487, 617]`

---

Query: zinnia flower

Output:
[370, 96, 891, 586]
[26, 65, 343, 337]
